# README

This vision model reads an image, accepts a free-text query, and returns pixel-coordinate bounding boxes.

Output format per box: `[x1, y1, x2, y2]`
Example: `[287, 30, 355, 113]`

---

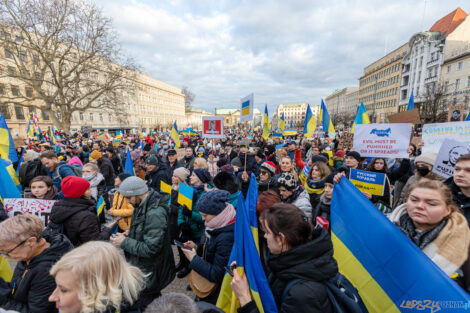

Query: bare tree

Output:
[181, 86, 195, 107]
[0, 0, 137, 132]
[419, 83, 448, 123]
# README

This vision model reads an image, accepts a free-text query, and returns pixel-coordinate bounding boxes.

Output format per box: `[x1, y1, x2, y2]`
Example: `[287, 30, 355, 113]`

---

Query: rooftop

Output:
[429, 7, 468, 38]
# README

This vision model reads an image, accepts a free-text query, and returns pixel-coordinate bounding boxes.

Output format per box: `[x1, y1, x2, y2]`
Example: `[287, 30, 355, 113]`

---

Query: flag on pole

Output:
[171, 121, 180, 149]
[124, 149, 135, 176]
[0, 158, 22, 201]
[406, 92, 414, 111]
[240, 93, 254, 122]
[160, 181, 171, 194]
[49, 127, 57, 144]
[262, 104, 270, 140]
[177, 183, 193, 209]
[302, 104, 316, 138]
[320, 99, 335, 138]
[116, 131, 122, 140]
[351, 102, 370, 134]
[216, 175, 277, 313]
[466, 112, 470, 121]
[278, 112, 285, 133]
[0, 114, 18, 163]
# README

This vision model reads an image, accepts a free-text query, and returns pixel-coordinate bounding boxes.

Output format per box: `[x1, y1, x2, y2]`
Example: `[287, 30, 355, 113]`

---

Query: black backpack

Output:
[23, 159, 47, 188]
[282, 273, 368, 313]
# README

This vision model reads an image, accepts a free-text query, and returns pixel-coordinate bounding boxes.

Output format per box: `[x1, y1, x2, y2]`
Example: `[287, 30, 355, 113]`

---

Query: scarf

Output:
[204, 203, 236, 238]
[398, 213, 447, 249]
[390, 204, 470, 275]
[283, 186, 303, 204]
[87, 173, 104, 200]
[305, 177, 326, 195]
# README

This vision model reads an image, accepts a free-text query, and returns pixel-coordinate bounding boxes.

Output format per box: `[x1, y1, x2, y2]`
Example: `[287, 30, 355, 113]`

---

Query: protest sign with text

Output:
[349, 169, 385, 196]
[202, 116, 224, 139]
[4, 198, 56, 226]
[422, 121, 470, 153]
[353, 123, 412, 158]
[432, 139, 470, 179]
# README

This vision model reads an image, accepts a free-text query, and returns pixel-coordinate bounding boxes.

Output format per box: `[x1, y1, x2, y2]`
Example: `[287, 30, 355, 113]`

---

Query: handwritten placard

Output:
[4, 198, 56, 226]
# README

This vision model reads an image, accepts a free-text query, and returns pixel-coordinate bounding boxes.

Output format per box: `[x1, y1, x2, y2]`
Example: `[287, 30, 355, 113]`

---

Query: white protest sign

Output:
[202, 116, 224, 139]
[353, 123, 412, 158]
[4, 198, 56, 226]
[422, 121, 470, 153]
[432, 139, 470, 179]
[240, 93, 254, 122]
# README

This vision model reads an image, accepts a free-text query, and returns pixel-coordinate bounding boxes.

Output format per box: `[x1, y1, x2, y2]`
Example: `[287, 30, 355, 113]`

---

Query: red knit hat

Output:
[61, 176, 90, 198]
[336, 149, 345, 157]
[260, 161, 276, 176]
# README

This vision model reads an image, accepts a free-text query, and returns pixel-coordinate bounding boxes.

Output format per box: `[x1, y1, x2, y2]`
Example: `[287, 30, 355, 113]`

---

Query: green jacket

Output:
[121, 190, 175, 296]
[177, 185, 212, 241]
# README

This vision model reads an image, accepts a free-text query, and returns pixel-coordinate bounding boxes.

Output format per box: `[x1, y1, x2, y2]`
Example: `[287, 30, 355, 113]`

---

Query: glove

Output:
[183, 205, 192, 218]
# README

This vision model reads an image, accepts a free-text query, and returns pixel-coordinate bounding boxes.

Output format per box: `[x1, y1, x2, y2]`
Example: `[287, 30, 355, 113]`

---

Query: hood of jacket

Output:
[214, 171, 240, 194]
[28, 230, 73, 266]
[50, 197, 96, 224]
[138, 189, 169, 213]
[268, 227, 337, 282]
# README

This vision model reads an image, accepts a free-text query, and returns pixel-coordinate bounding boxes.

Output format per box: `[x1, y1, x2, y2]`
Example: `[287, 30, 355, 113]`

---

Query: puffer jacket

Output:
[146, 164, 172, 193]
[111, 191, 134, 231]
[49, 197, 112, 246]
[121, 190, 175, 297]
[46, 161, 77, 190]
[238, 227, 337, 313]
[98, 157, 116, 186]
[283, 187, 313, 220]
[190, 223, 235, 304]
[0, 231, 73, 313]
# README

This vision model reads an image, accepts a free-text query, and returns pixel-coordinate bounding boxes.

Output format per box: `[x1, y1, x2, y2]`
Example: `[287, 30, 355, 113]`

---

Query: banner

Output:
[349, 169, 385, 196]
[422, 121, 470, 153]
[353, 123, 412, 158]
[387, 108, 420, 124]
[4, 198, 56, 226]
[432, 139, 470, 179]
[202, 116, 223, 139]
[240, 93, 254, 122]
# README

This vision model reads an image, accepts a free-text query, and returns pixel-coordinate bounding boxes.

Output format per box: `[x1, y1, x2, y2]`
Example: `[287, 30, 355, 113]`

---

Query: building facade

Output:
[215, 108, 262, 128]
[399, 8, 468, 111]
[276, 103, 320, 129]
[324, 87, 358, 118]
[184, 107, 212, 130]
[359, 44, 407, 123]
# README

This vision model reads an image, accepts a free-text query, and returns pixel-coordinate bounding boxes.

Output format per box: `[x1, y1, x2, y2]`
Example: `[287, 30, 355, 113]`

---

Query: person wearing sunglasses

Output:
[241, 161, 279, 197]
[0, 214, 73, 312]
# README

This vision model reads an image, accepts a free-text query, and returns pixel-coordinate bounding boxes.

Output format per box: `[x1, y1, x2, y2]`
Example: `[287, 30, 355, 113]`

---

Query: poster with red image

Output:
[202, 116, 224, 138]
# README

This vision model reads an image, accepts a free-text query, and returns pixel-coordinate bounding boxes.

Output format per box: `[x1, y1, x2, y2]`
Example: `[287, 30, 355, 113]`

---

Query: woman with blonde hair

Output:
[279, 156, 298, 181]
[193, 157, 208, 170]
[49, 241, 146, 313]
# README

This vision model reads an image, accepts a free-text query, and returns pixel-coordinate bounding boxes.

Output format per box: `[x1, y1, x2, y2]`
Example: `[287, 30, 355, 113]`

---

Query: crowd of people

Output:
[0, 128, 469, 313]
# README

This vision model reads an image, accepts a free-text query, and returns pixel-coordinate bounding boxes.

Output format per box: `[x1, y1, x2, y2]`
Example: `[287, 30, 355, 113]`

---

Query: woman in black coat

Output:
[231, 203, 338, 313]
[181, 190, 236, 305]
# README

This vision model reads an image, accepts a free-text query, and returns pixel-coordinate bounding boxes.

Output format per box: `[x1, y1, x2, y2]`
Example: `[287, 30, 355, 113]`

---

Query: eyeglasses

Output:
[260, 170, 268, 175]
[0, 238, 28, 256]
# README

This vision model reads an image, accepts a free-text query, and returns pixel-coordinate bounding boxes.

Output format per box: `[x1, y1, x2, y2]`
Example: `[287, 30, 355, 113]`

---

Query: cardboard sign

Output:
[4, 198, 56, 226]
[202, 116, 223, 139]
[388, 108, 421, 124]
[349, 169, 385, 196]
[448, 106, 465, 122]
[422, 121, 470, 153]
[432, 139, 470, 179]
[353, 123, 412, 158]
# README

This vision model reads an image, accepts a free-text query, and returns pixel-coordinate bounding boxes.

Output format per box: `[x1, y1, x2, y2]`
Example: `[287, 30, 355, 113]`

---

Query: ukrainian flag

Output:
[302, 104, 316, 138]
[0, 257, 12, 282]
[272, 132, 283, 138]
[49, 127, 57, 144]
[319, 99, 335, 138]
[124, 149, 135, 176]
[466, 112, 470, 121]
[26, 119, 36, 138]
[116, 131, 122, 140]
[160, 181, 171, 194]
[96, 196, 105, 216]
[241, 99, 250, 116]
[217, 176, 277, 313]
[0, 114, 18, 163]
[406, 91, 414, 111]
[177, 182, 193, 209]
[171, 121, 180, 149]
[351, 102, 370, 134]
[283, 128, 297, 136]
[332, 178, 470, 313]
[0, 158, 22, 200]
[262, 105, 270, 140]
[278, 112, 285, 133]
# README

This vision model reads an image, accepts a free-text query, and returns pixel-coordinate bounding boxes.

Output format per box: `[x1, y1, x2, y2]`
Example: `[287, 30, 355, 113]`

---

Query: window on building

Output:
[25, 87, 33, 98]
[458, 61, 463, 70]
[4, 48, 12, 59]
[41, 109, 49, 120]
[15, 36, 22, 42]
[7, 66, 16, 76]
[32, 55, 39, 65]
[0, 84, 4, 95]
[467, 76, 470, 87]
[19, 51, 27, 62]
[34, 72, 40, 80]
[453, 98, 457, 105]
[89, 113, 93, 121]
[445, 81, 449, 92]
[456, 79, 461, 90]
[447, 65, 451, 73]
[14, 104, 24, 119]
[0, 103, 10, 119]
[99, 113, 103, 121]
[11, 85, 20, 96]
[79, 112, 84, 121]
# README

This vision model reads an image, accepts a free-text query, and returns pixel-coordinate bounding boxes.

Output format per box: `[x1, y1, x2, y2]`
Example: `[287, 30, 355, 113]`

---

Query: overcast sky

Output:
[97, 0, 466, 115]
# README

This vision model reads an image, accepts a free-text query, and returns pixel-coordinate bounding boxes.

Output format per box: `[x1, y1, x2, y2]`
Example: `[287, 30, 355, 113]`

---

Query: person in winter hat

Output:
[181, 190, 235, 304]
[49, 176, 116, 246]
[108, 173, 134, 232]
[277, 172, 312, 220]
[145, 155, 172, 193]
[241, 161, 278, 197]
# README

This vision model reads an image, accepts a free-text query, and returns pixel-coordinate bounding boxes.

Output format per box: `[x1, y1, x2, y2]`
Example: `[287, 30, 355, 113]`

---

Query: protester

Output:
[167, 149, 183, 175]
[24, 175, 58, 200]
[105, 147, 122, 175]
[194, 157, 209, 170]
[39, 151, 77, 191]
[182, 147, 196, 171]
[241, 161, 278, 196]
[338, 151, 364, 177]
[49, 176, 115, 246]
[304, 161, 331, 209]
[390, 179, 470, 276]
[49, 241, 145, 313]
[313, 173, 334, 226]
[18, 150, 47, 190]
[365, 157, 392, 207]
[110, 176, 175, 309]
[207, 151, 219, 178]
[144, 293, 200, 313]
[182, 190, 235, 304]
[279, 157, 298, 181]
[145, 155, 172, 193]
[108, 173, 134, 232]
[82, 163, 106, 202]
[230, 203, 337, 312]
[0, 214, 73, 312]
[277, 173, 312, 220]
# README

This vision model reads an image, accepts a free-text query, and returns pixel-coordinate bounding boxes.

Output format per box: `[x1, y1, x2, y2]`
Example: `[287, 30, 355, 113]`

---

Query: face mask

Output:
[416, 166, 430, 177]
[83, 174, 95, 181]
[163, 145, 168, 150]
[325, 147, 331, 151]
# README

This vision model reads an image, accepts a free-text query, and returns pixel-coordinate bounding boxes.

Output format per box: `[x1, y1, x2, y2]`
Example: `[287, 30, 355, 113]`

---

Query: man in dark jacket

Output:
[39, 151, 77, 191]
[111, 176, 175, 310]
[145, 155, 172, 192]
[0, 214, 73, 313]
[167, 149, 183, 176]
[237, 142, 256, 174]
[181, 147, 195, 171]
[91, 150, 115, 186]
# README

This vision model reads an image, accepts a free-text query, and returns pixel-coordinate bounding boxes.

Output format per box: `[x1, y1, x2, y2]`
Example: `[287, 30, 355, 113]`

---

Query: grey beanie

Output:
[414, 151, 438, 166]
[118, 176, 148, 196]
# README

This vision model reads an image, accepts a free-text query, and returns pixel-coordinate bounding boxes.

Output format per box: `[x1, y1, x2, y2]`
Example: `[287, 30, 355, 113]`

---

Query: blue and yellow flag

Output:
[0, 257, 12, 282]
[262, 105, 270, 140]
[96, 196, 105, 216]
[0, 114, 18, 163]
[0, 158, 22, 201]
[466, 112, 470, 121]
[171, 121, 180, 149]
[351, 102, 370, 134]
[406, 91, 414, 111]
[49, 127, 57, 144]
[278, 112, 285, 133]
[217, 176, 277, 313]
[116, 131, 122, 140]
[332, 178, 470, 313]
[177, 183, 193, 209]
[160, 181, 171, 194]
[319, 99, 335, 138]
[302, 104, 316, 138]
[124, 149, 135, 176]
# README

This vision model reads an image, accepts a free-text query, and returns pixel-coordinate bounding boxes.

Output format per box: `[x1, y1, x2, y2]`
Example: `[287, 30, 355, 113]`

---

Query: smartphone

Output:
[224, 265, 234, 277]
[174, 240, 191, 250]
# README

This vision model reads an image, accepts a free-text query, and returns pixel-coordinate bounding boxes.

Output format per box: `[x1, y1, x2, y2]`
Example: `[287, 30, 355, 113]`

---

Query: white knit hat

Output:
[415, 151, 438, 166]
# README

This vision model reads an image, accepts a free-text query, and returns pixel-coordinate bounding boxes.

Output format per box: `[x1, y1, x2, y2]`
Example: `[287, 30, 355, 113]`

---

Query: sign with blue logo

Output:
[353, 123, 412, 158]
[349, 169, 386, 196]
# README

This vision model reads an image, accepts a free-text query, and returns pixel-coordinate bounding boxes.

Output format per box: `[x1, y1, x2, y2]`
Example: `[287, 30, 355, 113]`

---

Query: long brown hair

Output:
[308, 161, 330, 179]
